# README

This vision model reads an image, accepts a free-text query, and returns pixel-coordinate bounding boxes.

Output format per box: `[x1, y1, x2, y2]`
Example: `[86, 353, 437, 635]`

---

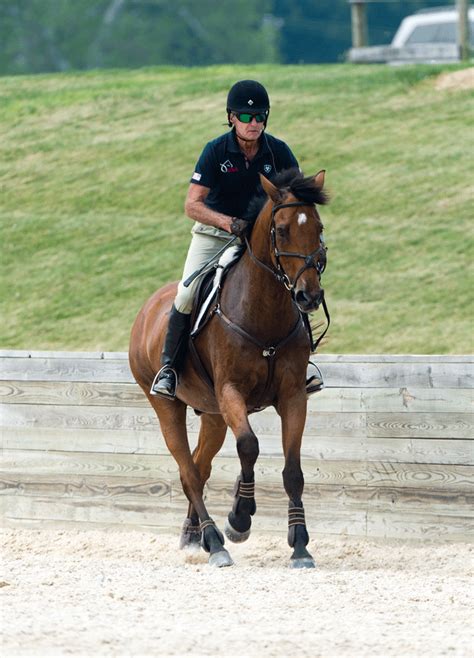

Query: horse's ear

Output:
[313, 170, 326, 189]
[259, 174, 280, 202]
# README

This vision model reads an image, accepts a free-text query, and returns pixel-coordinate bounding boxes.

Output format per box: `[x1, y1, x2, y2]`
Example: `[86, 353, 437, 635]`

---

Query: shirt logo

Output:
[220, 159, 238, 173]
[263, 164, 272, 174]
[248, 99, 254, 106]
[192, 172, 202, 181]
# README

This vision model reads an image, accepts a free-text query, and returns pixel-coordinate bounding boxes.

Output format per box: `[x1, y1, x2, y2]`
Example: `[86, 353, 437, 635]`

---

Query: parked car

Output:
[348, 5, 473, 64]
[391, 6, 474, 49]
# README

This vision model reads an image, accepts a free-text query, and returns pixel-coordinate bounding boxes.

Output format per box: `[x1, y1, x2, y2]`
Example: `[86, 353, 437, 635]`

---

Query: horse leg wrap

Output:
[288, 505, 309, 548]
[231, 476, 256, 517]
[179, 517, 202, 551]
[226, 475, 256, 540]
[200, 519, 225, 554]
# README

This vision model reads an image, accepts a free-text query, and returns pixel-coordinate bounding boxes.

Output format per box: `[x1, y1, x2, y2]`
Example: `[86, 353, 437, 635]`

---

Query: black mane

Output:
[243, 168, 329, 222]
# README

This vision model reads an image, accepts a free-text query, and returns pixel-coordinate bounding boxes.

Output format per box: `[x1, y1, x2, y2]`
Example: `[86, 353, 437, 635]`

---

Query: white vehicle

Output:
[348, 5, 473, 64]
[391, 6, 474, 49]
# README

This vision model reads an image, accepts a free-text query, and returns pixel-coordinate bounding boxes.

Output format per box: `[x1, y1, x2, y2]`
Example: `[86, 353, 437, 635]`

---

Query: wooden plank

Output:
[365, 462, 474, 492]
[0, 357, 134, 383]
[2, 351, 471, 363]
[0, 495, 368, 536]
[2, 380, 472, 415]
[3, 446, 473, 493]
[0, 403, 367, 438]
[316, 354, 473, 364]
[318, 362, 473, 389]
[367, 412, 473, 440]
[3, 474, 472, 518]
[3, 402, 471, 446]
[2, 491, 472, 541]
[0, 381, 146, 407]
[1, 355, 472, 388]
[2, 449, 472, 491]
[3, 422, 473, 464]
[366, 511, 473, 542]
[1, 427, 168, 455]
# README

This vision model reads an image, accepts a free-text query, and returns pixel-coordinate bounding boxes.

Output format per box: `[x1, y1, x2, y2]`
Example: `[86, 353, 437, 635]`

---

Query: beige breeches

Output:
[174, 232, 234, 314]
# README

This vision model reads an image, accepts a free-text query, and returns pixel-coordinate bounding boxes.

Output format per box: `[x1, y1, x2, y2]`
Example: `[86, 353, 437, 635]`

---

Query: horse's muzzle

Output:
[295, 288, 324, 312]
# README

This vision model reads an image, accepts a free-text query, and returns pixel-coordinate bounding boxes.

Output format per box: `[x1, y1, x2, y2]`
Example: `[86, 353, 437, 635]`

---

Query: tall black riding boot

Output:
[150, 305, 191, 399]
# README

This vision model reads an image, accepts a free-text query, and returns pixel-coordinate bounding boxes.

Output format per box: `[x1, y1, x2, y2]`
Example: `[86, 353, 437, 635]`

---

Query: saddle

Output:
[190, 243, 244, 338]
[185, 243, 244, 402]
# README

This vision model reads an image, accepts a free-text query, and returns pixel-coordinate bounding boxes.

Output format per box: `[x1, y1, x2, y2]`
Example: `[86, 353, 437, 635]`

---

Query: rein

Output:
[244, 200, 330, 351]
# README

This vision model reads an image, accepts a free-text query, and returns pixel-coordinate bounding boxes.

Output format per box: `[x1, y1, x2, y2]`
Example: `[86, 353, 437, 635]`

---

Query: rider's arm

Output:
[184, 183, 233, 233]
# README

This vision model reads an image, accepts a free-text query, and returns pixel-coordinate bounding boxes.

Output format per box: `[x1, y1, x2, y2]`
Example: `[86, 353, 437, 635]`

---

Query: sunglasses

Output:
[234, 112, 266, 124]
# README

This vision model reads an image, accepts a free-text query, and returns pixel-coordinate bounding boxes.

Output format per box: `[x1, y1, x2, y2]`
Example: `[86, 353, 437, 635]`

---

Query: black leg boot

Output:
[150, 305, 191, 399]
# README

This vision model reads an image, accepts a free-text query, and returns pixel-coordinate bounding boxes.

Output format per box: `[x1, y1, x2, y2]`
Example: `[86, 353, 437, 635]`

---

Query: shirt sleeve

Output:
[190, 142, 218, 188]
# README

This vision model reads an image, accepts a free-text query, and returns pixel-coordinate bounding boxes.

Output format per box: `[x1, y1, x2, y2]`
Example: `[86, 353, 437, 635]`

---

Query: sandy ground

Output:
[435, 67, 474, 91]
[1, 528, 473, 658]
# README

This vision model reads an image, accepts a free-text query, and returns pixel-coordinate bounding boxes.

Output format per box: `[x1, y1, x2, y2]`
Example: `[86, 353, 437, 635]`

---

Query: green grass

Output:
[1, 64, 473, 353]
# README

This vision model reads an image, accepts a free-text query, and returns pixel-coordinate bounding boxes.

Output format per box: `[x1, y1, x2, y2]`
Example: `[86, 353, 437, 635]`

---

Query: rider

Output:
[150, 79, 324, 399]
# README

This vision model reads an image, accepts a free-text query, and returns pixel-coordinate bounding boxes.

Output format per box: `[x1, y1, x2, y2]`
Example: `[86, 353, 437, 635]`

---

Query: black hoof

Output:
[224, 517, 251, 543]
[209, 549, 234, 568]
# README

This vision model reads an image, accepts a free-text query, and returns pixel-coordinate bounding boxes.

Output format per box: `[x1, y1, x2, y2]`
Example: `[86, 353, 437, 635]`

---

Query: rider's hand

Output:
[230, 217, 251, 239]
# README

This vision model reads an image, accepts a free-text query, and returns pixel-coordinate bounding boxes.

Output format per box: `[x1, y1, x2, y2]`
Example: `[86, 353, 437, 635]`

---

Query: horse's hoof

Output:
[224, 518, 251, 543]
[208, 549, 234, 568]
[289, 557, 316, 569]
[180, 538, 201, 553]
[179, 518, 202, 551]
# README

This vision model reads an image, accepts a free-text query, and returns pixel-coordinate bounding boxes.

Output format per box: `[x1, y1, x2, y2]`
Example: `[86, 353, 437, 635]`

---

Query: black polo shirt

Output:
[190, 129, 299, 219]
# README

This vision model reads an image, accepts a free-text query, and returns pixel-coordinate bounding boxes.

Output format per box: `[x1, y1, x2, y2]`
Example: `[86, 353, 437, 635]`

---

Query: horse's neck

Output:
[221, 212, 298, 338]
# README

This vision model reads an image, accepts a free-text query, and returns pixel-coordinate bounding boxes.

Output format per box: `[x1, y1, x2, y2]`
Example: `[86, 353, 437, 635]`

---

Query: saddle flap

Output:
[190, 244, 243, 337]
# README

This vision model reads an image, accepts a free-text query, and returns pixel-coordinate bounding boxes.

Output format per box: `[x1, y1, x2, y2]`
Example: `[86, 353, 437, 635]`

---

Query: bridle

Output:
[245, 200, 327, 294]
[244, 199, 330, 352]
[270, 201, 327, 291]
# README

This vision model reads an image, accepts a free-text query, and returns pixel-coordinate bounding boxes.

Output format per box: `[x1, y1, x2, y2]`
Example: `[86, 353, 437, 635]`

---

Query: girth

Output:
[214, 304, 304, 409]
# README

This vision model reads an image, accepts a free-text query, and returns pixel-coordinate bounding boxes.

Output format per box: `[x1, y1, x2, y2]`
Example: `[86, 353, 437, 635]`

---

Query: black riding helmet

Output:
[226, 79, 270, 127]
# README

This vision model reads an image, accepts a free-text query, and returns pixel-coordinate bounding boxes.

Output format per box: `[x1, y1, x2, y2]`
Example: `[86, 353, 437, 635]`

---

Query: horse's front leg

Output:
[277, 392, 315, 569]
[217, 384, 258, 543]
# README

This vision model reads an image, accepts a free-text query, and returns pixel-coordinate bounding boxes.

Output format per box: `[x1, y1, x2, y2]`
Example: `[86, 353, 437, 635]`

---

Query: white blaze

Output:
[297, 213, 307, 225]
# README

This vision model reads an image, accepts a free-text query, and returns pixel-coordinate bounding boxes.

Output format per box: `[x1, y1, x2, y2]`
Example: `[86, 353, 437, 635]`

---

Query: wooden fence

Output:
[1, 351, 472, 541]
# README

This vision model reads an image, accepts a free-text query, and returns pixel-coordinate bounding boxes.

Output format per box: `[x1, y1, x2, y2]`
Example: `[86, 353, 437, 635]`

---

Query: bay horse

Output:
[129, 168, 329, 568]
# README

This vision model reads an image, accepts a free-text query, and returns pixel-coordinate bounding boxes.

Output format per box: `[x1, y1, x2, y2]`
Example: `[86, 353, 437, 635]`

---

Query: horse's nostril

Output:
[296, 290, 311, 305]
[296, 289, 324, 309]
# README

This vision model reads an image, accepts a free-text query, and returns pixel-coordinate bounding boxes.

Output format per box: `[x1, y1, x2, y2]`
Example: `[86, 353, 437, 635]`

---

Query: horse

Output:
[129, 168, 329, 568]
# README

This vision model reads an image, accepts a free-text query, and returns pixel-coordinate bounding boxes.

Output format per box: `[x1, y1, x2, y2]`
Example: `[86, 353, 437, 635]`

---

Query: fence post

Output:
[457, 0, 470, 61]
[350, 1, 368, 48]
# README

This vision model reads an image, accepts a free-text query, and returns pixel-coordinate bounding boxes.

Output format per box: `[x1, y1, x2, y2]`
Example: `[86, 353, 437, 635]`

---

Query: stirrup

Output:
[306, 361, 324, 395]
[150, 365, 178, 398]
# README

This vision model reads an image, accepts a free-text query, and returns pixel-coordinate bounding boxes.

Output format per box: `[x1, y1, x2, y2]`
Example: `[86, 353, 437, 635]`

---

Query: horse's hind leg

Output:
[180, 413, 228, 552]
[148, 396, 233, 567]
[278, 393, 316, 569]
[217, 386, 258, 543]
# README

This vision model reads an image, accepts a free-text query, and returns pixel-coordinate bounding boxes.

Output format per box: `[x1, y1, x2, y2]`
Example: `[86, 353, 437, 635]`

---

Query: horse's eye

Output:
[276, 226, 289, 239]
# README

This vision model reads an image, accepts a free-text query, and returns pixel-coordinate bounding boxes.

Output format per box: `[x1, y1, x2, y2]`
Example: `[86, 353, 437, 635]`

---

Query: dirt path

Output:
[1, 528, 472, 657]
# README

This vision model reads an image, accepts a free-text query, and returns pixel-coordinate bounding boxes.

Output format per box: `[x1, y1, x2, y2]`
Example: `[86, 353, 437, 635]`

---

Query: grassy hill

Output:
[1, 64, 472, 354]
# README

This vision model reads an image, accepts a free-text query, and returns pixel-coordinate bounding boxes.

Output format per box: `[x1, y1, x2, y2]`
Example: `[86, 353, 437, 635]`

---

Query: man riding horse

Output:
[150, 79, 325, 399]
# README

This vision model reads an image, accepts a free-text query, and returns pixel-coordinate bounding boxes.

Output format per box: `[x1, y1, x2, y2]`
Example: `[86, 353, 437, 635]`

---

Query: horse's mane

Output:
[244, 168, 329, 222]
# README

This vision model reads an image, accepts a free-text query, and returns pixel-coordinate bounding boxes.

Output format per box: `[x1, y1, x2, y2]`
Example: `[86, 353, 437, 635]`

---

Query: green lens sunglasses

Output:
[235, 112, 266, 123]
